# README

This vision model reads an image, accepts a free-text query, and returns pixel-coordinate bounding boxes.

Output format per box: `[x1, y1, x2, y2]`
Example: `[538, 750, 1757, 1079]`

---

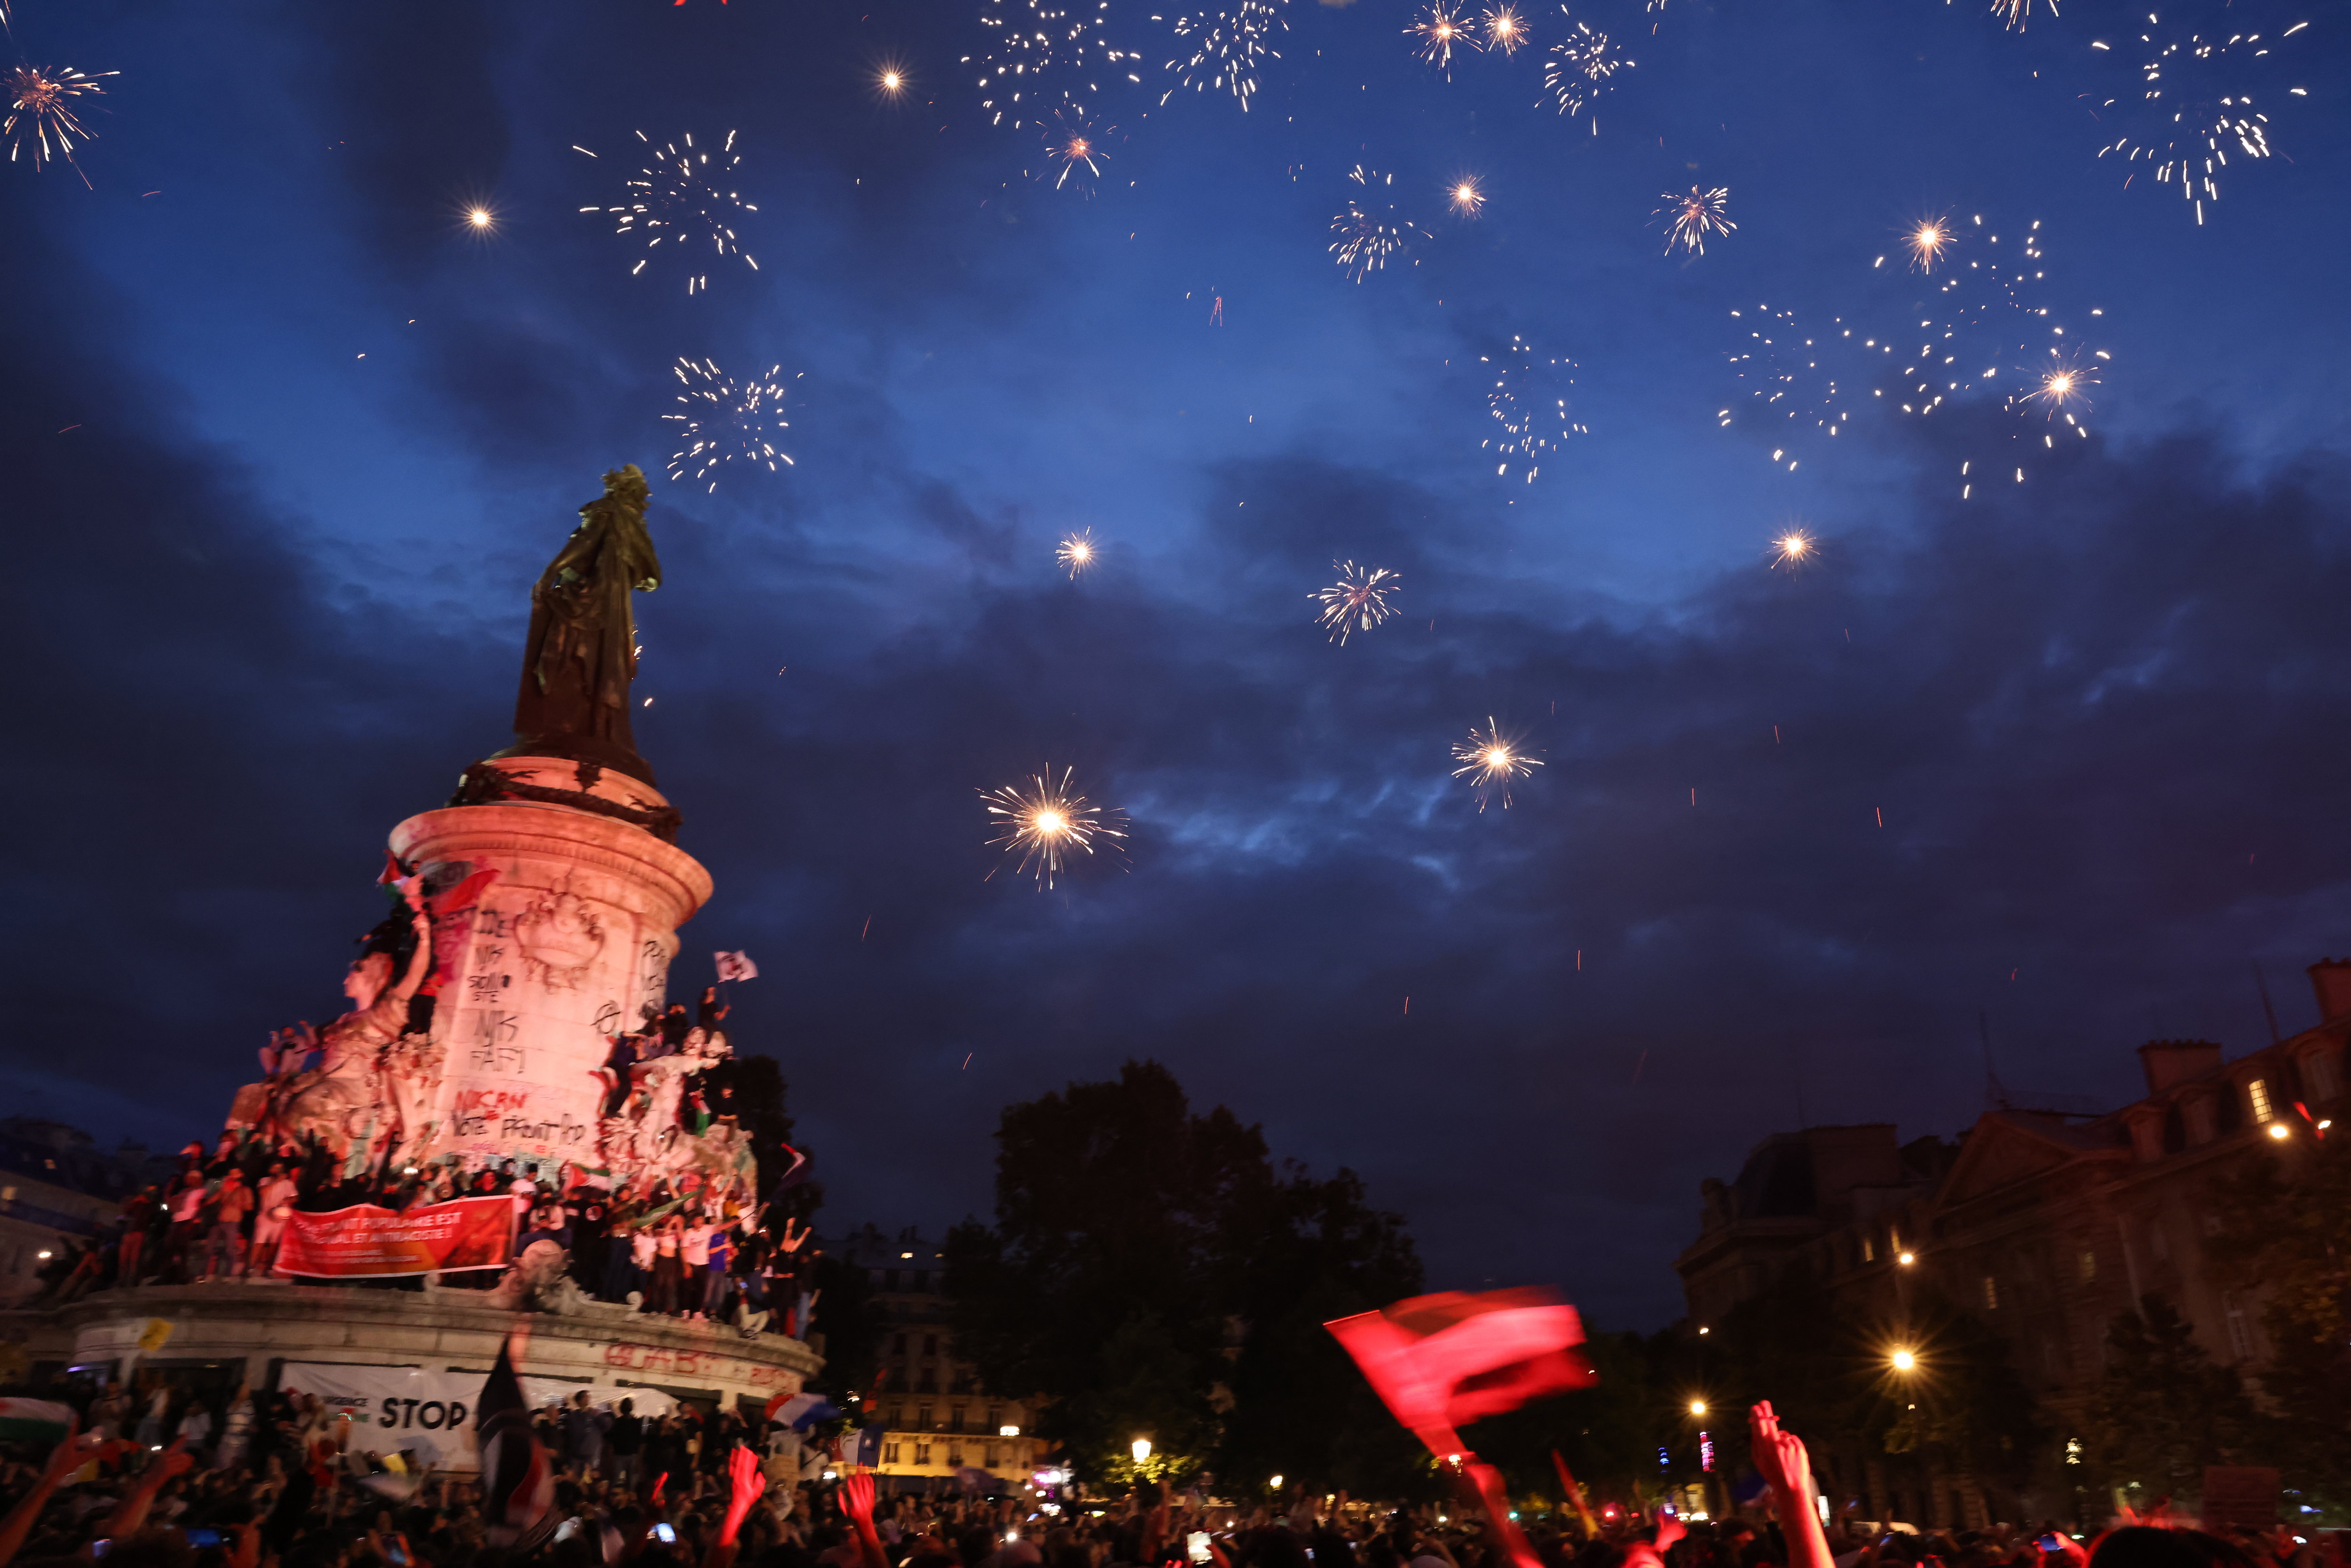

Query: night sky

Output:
[6, 0, 2349, 1328]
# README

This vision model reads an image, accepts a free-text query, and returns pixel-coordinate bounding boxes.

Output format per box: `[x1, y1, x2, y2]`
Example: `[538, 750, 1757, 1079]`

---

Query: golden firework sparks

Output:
[1409, 0, 1477, 71]
[1991, 0, 2056, 31]
[1330, 165, 1426, 282]
[1768, 527, 1818, 569]
[876, 63, 909, 97]
[1448, 176, 1486, 218]
[1657, 185, 1735, 255]
[981, 768, 1128, 889]
[1314, 560, 1401, 644]
[1906, 217, 1954, 271]
[5, 63, 117, 184]
[662, 357, 798, 493]
[1482, 4, 1528, 55]
[1543, 21, 1628, 119]
[1037, 103, 1112, 192]
[1057, 529, 1098, 576]
[2028, 354, 2098, 414]
[584, 130, 758, 295]
[969, 0, 1144, 128]
[1160, 0, 1290, 112]
[1451, 717, 1542, 810]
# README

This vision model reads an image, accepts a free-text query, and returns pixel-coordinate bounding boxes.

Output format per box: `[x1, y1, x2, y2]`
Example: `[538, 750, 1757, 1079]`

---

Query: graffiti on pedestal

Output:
[515, 886, 606, 992]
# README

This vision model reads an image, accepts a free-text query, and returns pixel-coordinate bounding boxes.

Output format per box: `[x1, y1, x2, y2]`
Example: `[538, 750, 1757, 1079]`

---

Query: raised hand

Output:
[1748, 1401, 1805, 1496]
[841, 1470, 877, 1525]
[719, 1444, 768, 1545]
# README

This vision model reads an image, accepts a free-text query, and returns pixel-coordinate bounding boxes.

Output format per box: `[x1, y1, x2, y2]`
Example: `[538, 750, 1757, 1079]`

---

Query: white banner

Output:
[278, 1362, 675, 1472]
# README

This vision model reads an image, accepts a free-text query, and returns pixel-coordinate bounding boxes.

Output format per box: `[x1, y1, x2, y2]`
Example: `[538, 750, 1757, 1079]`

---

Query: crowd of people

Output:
[24, 1116, 819, 1337]
[0, 1391, 2328, 1568]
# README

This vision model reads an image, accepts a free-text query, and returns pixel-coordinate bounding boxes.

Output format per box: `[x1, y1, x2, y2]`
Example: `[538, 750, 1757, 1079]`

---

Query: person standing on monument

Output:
[199, 1167, 254, 1282]
[649, 1214, 686, 1316]
[247, 1163, 297, 1278]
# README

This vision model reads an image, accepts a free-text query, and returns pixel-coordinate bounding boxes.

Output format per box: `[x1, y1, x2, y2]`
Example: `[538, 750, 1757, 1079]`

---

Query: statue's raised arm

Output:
[509, 464, 663, 784]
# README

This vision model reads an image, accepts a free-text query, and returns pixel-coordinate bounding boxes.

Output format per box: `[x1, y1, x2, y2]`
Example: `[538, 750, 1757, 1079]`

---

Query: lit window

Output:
[2248, 1079, 2273, 1123]
[1983, 1275, 2000, 1311]
[915, 1443, 931, 1465]
[2078, 1249, 2097, 1284]
[884, 1443, 901, 1464]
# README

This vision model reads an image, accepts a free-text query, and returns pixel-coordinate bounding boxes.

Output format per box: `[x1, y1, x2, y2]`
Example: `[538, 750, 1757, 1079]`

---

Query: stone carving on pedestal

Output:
[225, 465, 752, 1205]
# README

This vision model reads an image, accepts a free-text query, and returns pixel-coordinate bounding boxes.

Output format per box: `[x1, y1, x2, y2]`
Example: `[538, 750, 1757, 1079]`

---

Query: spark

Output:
[1330, 165, 1426, 282]
[1481, 335, 1585, 481]
[2091, 15, 2306, 219]
[1768, 528, 1818, 569]
[1313, 560, 1401, 644]
[590, 130, 758, 294]
[1658, 185, 1734, 254]
[967, 0, 1143, 129]
[662, 357, 798, 492]
[1451, 717, 1542, 810]
[876, 64, 909, 97]
[2029, 354, 2098, 413]
[465, 204, 496, 232]
[1991, 0, 2056, 31]
[1058, 529, 1099, 576]
[1158, 0, 1289, 111]
[1542, 18, 1628, 118]
[1038, 103, 1112, 192]
[1482, 4, 1529, 54]
[1448, 176, 1485, 217]
[5, 63, 116, 183]
[1409, 0, 1477, 71]
[981, 768, 1128, 889]
[1906, 217, 1954, 271]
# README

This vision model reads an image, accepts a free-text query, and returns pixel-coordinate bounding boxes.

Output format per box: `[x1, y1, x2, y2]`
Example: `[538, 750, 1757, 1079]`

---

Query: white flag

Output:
[714, 950, 759, 983]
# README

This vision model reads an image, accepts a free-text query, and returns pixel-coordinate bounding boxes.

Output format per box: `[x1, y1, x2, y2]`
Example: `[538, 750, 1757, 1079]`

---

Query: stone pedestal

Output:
[392, 757, 713, 1177]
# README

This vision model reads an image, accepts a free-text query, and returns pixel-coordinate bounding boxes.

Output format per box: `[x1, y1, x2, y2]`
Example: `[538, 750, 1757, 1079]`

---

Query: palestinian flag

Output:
[0, 1399, 74, 1445]
[1325, 1286, 1596, 1454]
[475, 1335, 555, 1550]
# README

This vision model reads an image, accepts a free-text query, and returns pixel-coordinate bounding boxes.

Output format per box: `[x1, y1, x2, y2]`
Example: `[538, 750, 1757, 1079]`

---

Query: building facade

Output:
[0, 1120, 152, 1308]
[1675, 960, 2351, 1528]
[832, 1223, 1042, 1492]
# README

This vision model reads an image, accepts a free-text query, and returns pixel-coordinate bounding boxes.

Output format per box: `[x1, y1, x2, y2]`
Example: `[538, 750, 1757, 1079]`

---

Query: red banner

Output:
[276, 1196, 513, 1278]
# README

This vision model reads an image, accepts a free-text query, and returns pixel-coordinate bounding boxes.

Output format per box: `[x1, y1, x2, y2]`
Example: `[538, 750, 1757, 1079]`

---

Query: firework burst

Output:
[662, 358, 798, 492]
[1036, 103, 1113, 192]
[1905, 216, 1955, 271]
[1058, 529, 1099, 576]
[5, 63, 116, 184]
[1657, 185, 1734, 255]
[981, 768, 1128, 888]
[2028, 353, 2098, 415]
[1314, 561, 1401, 645]
[1543, 18, 1629, 119]
[875, 63, 911, 99]
[2090, 12, 2308, 223]
[1482, 4, 1530, 54]
[1991, 0, 2056, 31]
[968, 0, 1143, 128]
[1157, 0, 1288, 111]
[584, 132, 758, 295]
[1409, 1, 1477, 71]
[1768, 527, 1818, 569]
[1481, 336, 1584, 481]
[1330, 166, 1426, 283]
[1451, 717, 1542, 810]
[1447, 176, 1486, 217]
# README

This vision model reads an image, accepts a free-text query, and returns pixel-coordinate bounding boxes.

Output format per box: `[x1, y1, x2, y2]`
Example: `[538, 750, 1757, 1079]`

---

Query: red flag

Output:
[764, 1391, 790, 1422]
[1325, 1287, 1595, 1455]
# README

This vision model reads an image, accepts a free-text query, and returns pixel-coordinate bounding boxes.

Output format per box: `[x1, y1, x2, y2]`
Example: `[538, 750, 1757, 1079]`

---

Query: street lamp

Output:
[1890, 1348, 1917, 1372]
[1897, 1252, 1916, 1266]
[1132, 1438, 1152, 1464]
[2267, 1124, 2291, 1141]
[1688, 1400, 1707, 1416]
[1270, 1474, 1284, 1490]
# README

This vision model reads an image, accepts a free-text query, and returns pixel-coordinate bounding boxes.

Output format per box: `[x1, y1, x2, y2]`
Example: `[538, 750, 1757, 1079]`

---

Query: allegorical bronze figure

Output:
[505, 464, 663, 783]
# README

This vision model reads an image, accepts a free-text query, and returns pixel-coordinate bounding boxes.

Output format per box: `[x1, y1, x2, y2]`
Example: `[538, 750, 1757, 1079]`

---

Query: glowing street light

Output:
[1897, 1251, 1917, 1266]
[1270, 1474, 1285, 1490]
[1890, 1348, 1917, 1372]
[2267, 1124, 2291, 1141]
[1131, 1437, 1152, 1464]
[1688, 1399, 1707, 1416]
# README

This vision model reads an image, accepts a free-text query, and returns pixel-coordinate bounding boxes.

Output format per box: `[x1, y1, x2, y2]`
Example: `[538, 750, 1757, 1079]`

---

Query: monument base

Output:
[1, 1281, 820, 1458]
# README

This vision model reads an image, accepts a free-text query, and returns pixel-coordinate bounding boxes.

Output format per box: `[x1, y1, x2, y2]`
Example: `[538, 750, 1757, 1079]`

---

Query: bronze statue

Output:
[505, 465, 663, 783]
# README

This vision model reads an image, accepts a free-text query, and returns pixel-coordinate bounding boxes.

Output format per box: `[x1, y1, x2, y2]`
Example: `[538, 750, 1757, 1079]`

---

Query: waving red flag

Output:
[1325, 1286, 1596, 1456]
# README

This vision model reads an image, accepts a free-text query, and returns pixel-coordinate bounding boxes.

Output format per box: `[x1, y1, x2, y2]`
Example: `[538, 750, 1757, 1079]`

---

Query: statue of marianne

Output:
[509, 465, 663, 782]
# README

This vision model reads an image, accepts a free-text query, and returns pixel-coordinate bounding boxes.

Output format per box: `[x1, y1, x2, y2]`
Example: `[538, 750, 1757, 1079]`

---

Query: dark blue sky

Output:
[4, 0, 2347, 1326]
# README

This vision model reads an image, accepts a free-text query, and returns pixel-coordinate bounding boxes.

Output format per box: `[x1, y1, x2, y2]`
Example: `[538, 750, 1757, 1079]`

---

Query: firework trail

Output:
[1156, 0, 1288, 110]
[1409, 0, 1477, 72]
[663, 358, 798, 492]
[1481, 336, 1585, 481]
[1482, 4, 1530, 54]
[967, 0, 1143, 128]
[981, 768, 1128, 888]
[1330, 166, 1427, 282]
[5, 63, 116, 186]
[1991, 0, 2058, 30]
[2088, 10, 2309, 223]
[1543, 17, 1629, 120]
[1314, 561, 1401, 645]
[1058, 529, 1099, 576]
[1036, 102, 1113, 192]
[1451, 717, 1541, 811]
[582, 132, 758, 295]
[1657, 186, 1734, 254]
